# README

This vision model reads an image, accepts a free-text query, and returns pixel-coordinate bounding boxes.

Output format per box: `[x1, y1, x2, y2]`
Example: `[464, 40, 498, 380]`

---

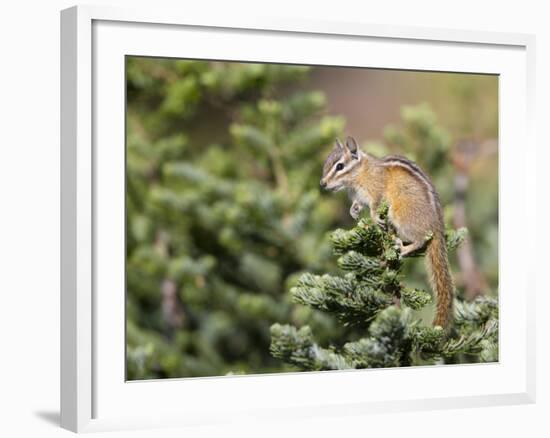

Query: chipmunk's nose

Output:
[320, 180, 327, 189]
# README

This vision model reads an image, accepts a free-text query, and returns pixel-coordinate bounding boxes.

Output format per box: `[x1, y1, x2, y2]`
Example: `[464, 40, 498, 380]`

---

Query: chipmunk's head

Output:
[320, 136, 362, 191]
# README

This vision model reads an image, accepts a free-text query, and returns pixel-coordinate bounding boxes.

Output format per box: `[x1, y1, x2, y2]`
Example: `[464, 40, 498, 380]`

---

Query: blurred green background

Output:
[125, 56, 498, 379]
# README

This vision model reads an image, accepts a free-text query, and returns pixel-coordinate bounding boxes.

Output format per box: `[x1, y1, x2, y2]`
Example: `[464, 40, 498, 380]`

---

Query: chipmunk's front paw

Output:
[349, 202, 363, 220]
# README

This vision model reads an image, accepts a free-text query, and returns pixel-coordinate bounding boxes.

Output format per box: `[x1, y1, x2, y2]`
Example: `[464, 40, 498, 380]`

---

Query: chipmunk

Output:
[320, 136, 454, 328]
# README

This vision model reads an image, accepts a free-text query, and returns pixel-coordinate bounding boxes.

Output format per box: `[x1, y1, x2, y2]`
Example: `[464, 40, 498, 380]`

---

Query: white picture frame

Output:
[60, 4, 536, 433]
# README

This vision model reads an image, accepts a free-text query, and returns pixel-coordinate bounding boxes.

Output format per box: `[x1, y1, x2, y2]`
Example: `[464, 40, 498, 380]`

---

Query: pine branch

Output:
[270, 324, 353, 370]
[271, 207, 497, 370]
[401, 288, 432, 310]
[344, 307, 411, 368]
[454, 296, 498, 326]
[442, 320, 498, 356]
[291, 273, 391, 327]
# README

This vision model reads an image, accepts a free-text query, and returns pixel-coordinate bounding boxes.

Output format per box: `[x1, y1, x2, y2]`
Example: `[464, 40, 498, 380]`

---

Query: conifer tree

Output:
[270, 204, 498, 370]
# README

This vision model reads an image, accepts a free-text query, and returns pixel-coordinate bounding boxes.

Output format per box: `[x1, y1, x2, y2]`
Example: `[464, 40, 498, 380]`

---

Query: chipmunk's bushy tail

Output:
[426, 230, 454, 328]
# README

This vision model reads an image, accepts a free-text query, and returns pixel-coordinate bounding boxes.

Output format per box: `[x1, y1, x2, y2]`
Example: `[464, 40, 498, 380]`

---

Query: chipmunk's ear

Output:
[346, 136, 358, 156]
[335, 138, 344, 150]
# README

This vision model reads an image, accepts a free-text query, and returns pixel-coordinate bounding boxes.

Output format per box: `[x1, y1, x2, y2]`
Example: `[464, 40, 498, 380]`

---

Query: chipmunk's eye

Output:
[336, 163, 344, 171]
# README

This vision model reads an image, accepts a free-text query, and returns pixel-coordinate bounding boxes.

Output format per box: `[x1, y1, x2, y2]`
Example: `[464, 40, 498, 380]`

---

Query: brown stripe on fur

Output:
[381, 156, 441, 215]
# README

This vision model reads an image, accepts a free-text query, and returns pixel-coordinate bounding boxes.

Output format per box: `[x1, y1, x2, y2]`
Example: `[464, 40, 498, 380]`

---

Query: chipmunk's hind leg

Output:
[398, 239, 427, 257]
[388, 203, 432, 257]
[390, 215, 430, 257]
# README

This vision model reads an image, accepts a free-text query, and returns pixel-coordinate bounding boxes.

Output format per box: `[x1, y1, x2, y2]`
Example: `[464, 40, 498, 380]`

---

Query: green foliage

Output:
[126, 57, 346, 379]
[270, 216, 498, 370]
[270, 324, 353, 370]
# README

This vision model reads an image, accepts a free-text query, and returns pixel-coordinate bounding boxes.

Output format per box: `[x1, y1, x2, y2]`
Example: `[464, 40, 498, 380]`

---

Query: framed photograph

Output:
[61, 5, 536, 433]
